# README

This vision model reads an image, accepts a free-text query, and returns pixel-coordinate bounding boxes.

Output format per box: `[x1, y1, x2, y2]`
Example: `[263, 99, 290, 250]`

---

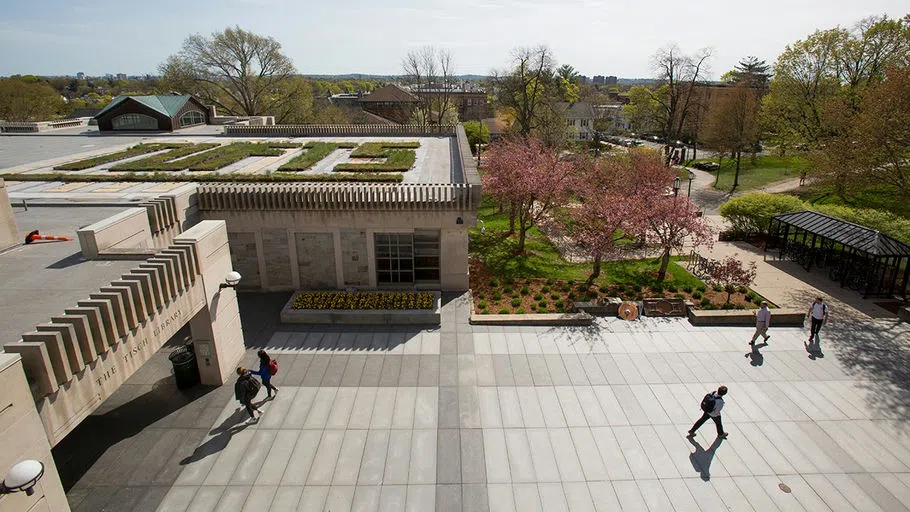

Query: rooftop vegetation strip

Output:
[333, 149, 416, 172]
[304, 141, 358, 149]
[0, 171, 404, 183]
[349, 141, 420, 158]
[109, 143, 221, 170]
[53, 143, 192, 170]
[278, 142, 340, 171]
[109, 142, 302, 172]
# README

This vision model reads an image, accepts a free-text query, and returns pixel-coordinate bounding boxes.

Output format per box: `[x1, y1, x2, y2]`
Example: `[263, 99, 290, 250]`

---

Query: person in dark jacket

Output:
[687, 386, 728, 439]
[248, 350, 278, 399]
[235, 367, 263, 423]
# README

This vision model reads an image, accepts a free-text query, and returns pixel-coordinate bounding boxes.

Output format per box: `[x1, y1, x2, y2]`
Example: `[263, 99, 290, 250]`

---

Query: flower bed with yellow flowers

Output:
[291, 291, 436, 310]
[282, 291, 441, 325]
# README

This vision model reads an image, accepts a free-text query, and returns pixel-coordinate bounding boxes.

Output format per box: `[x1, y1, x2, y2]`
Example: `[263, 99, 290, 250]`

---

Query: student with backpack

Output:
[248, 350, 279, 399]
[687, 386, 728, 439]
[235, 367, 263, 424]
[807, 297, 829, 341]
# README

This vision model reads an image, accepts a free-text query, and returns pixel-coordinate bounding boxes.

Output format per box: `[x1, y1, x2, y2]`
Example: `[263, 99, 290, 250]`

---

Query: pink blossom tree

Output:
[482, 136, 578, 253]
[565, 154, 644, 287]
[705, 255, 757, 303]
[639, 196, 715, 282]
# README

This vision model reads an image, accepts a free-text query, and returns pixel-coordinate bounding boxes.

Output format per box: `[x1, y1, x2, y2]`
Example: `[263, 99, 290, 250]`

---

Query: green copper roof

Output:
[96, 95, 193, 118]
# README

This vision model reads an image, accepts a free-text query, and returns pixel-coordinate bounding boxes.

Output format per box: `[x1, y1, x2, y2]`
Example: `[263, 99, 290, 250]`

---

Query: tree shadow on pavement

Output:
[825, 320, 910, 427]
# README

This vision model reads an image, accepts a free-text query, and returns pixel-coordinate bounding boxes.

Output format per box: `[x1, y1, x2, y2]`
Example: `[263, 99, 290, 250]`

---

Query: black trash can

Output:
[168, 342, 200, 389]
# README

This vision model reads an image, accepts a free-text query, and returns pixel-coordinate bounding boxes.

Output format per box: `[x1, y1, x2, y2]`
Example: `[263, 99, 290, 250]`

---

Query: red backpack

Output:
[268, 359, 279, 376]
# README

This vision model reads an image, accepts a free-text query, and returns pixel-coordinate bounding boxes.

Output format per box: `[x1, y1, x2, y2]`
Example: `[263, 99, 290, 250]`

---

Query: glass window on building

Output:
[111, 113, 158, 130]
[179, 110, 205, 127]
[375, 230, 440, 285]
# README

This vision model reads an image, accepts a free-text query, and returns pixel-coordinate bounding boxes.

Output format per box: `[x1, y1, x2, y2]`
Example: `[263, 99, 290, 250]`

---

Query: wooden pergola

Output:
[767, 211, 910, 298]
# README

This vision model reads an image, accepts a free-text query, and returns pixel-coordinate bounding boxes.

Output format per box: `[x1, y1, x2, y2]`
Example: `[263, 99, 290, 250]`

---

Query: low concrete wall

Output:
[280, 292, 441, 325]
[470, 312, 593, 326]
[574, 298, 622, 316]
[900, 307, 910, 323]
[0, 179, 19, 251]
[77, 207, 153, 258]
[687, 308, 806, 327]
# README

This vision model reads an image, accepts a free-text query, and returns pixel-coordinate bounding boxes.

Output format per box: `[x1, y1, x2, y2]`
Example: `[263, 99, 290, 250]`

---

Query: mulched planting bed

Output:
[334, 149, 416, 172]
[469, 258, 765, 314]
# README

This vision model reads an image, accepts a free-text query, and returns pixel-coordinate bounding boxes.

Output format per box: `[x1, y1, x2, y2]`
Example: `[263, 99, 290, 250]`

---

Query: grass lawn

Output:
[471, 196, 699, 287]
[790, 183, 910, 219]
[692, 155, 810, 192]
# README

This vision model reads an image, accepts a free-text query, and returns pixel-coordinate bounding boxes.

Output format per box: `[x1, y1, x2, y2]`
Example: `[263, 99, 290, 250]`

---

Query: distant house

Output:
[556, 102, 596, 141]
[413, 87, 492, 121]
[93, 94, 213, 132]
[593, 104, 631, 133]
[358, 85, 419, 124]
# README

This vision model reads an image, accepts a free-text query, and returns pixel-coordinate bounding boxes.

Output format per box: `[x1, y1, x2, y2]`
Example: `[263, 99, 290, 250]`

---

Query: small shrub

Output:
[735, 304, 747, 310]
[499, 308, 510, 314]
[481, 308, 489, 314]
[633, 284, 643, 292]
[512, 292, 519, 299]
[666, 285, 677, 293]
[696, 284, 707, 292]
[736, 285, 747, 293]
[551, 293, 560, 301]
[567, 292, 577, 300]
[562, 284, 572, 292]
[477, 300, 488, 309]
[538, 300, 548, 308]
[530, 305, 537, 312]
[534, 293, 543, 301]
[521, 286, 530, 295]
[674, 293, 685, 299]
[546, 278, 555, 285]
[586, 291, 597, 300]
[568, 280, 575, 286]
[692, 291, 703, 299]
[555, 300, 564, 309]
[503, 277, 515, 285]
[704, 304, 718, 310]
[511, 298, 521, 307]
[599, 285, 609, 293]
[700, 297, 711, 307]
[652, 283, 664, 293]
[503, 285, 514, 294]
[753, 295, 764, 304]
[541, 285, 551, 293]
[721, 303, 735, 310]
[713, 283, 724, 292]
[682, 285, 693, 293]
[492, 291, 502, 301]
[475, 292, 484, 300]
[516, 308, 526, 314]
[489, 278, 500, 287]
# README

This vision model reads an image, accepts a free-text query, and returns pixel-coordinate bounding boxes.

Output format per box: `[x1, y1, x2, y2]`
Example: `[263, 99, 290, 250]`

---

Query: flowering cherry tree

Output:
[482, 136, 577, 252]
[639, 195, 715, 282]
[705, 255, 757, 303]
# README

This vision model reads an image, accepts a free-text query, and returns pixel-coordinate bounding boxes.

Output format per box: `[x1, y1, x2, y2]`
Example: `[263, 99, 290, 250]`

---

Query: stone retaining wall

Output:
[687, 308, 806, 327]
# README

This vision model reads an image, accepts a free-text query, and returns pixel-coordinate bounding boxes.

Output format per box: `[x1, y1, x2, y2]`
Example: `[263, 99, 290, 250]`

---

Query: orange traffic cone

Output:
[25, 230, 73, 244]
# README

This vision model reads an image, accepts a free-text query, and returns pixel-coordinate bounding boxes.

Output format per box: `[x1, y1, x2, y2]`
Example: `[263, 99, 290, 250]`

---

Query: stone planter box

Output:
[687, 308, 806, 327]
[280, 291, 441, 325]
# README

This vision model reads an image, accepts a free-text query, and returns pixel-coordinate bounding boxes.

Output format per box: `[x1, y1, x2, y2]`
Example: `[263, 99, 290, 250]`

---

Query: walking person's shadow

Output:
[805, 336, 824, 360]
[745, 343, 766, 366]
[688, 436, 724, 481]
[179, 408, 250, 465]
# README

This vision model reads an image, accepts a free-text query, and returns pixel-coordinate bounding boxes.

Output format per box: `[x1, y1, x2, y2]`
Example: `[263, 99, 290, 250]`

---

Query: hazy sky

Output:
[0, 0, 906, 78]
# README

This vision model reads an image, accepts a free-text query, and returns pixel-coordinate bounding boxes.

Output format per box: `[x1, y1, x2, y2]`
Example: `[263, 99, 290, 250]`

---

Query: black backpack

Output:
[246, 376, 262, 398]
[700, 392, 716, 413]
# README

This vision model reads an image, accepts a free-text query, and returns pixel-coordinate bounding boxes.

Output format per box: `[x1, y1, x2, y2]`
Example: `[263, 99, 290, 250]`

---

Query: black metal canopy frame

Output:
[765, 211, 910, 299]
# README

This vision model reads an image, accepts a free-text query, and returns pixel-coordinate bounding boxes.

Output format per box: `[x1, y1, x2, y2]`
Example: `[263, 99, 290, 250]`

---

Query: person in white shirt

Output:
[688, 386, 728, 439]
[750, 302, 771, 346]
[807, 297, 829, 341]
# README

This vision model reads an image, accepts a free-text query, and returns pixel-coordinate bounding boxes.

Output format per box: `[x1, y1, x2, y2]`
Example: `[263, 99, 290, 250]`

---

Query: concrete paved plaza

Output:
[61, 293, 910, 511]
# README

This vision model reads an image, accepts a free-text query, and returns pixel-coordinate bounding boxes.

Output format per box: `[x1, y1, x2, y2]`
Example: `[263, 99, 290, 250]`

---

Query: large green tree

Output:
[160, 26, 305, 123]
[494, 46, 558, 138]
[0, 78, 64, 121]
